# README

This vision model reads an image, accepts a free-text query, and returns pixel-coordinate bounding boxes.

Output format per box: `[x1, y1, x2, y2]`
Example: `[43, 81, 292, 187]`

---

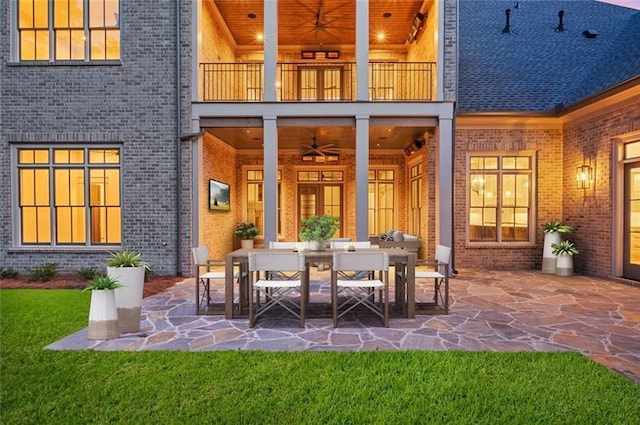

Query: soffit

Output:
[212, 0, 428, 48]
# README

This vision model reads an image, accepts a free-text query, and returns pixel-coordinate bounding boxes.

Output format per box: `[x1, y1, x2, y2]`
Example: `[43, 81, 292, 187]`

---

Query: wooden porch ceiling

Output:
[205, 126, 430, 151]
[211, 0, 429, 48]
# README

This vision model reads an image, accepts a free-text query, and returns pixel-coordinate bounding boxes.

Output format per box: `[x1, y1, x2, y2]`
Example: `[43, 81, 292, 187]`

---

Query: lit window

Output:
[17, 0, 120, 61]
[469, 154, 533, 243]
[368, 169, 396, 235]
[245, 170, 282, 235]
[16, 147, 121, 245]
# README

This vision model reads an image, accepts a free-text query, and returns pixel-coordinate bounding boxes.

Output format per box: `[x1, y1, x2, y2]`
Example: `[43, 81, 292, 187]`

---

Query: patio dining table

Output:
[224, 247, 417, 320]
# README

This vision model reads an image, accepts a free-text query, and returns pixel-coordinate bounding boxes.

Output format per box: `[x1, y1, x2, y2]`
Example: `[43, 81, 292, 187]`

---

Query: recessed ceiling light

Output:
[383, 12, 392, 18]
[248, 13, 256, 19]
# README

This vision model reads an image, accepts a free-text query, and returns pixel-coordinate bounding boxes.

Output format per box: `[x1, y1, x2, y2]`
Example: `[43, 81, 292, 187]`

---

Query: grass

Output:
[1, 290, 639, 425]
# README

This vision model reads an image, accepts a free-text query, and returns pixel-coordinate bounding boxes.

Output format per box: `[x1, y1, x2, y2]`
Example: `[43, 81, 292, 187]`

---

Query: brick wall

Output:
[563, 100, 640, 276]
[202, 135, 237, 262]
[0, 1, 191, 275]
[454, 127, 563, 269]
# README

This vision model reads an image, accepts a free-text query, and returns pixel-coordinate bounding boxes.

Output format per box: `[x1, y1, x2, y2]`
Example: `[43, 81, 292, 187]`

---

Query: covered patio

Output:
[47, 269, 640, 383]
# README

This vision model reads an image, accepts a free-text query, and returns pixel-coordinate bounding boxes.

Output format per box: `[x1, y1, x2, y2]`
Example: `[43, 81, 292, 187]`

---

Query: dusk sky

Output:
[598, 0, 640, 9]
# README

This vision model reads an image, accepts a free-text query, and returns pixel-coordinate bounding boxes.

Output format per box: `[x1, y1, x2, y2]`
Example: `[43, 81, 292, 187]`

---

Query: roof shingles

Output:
[458, 0, 640, 112]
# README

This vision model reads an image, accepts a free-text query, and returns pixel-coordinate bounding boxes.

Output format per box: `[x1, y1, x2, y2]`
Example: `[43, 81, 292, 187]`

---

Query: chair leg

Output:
[249, 286, 256, 327]
[332, 276, 338, 328]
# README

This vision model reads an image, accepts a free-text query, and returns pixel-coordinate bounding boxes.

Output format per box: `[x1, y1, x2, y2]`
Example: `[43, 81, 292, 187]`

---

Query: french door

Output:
[298, 66, 343, 100]
[298, 184, 343, 236]
[623, 161, 640, 279]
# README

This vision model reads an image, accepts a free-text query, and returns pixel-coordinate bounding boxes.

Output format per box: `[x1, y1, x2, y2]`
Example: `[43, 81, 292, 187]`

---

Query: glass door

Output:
[623, 161, 640, 279]
[298, 184, 343, 236]
[299, 67, 343, 100]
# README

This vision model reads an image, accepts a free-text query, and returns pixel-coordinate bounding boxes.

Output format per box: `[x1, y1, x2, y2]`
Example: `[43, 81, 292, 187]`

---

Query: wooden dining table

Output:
[224, 247, 417, 320]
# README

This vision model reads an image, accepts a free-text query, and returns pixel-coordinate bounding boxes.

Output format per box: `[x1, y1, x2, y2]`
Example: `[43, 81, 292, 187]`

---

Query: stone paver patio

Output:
[47, 269, 640, 383]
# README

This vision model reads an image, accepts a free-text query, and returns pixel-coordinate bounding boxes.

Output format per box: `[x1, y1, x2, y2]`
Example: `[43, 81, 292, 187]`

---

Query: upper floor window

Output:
[17, 0, 120, 61]
[468, 154, 534, 243]
[16, 146, 121, 246]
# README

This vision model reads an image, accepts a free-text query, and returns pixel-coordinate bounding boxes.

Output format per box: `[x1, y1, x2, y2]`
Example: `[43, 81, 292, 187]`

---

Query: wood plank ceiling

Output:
[212, 0, 426, 47]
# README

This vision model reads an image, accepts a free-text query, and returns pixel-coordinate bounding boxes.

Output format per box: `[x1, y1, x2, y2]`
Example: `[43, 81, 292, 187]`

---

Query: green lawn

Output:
[1, 290, 638, 425]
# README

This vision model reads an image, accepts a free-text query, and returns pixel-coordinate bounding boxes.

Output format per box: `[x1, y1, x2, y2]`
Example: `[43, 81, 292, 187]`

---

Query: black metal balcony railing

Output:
[200, 62, 435, 102]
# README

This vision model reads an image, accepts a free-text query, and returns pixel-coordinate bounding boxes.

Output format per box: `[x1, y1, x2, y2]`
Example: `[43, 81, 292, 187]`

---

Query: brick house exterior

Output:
[1, 0, 639, 281]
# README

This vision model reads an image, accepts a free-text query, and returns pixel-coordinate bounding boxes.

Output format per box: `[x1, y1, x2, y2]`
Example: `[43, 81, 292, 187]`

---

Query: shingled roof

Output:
[458, 0, 640, 113]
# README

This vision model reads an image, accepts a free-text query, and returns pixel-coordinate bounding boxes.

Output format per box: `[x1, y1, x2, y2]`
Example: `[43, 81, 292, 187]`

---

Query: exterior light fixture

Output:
[576, 164, 592, 189]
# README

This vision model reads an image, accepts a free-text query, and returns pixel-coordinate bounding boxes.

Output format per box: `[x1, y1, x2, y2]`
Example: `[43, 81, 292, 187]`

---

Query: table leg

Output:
[225, 255, 234, 319]
[407, 254, 416, 319]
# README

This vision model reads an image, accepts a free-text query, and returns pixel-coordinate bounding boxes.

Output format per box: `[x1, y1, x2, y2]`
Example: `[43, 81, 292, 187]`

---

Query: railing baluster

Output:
[200, 62, 435, 102]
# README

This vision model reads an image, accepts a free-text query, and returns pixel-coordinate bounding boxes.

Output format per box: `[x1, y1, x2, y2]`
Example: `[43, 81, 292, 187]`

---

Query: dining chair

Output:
[331, 251, 390, 327]
[268, 241, 310, 250]
[329, 240, 372, 250]
[192, 246, 244, 315]
[248, 251, 306, 327]
[415, 244, 451, 314]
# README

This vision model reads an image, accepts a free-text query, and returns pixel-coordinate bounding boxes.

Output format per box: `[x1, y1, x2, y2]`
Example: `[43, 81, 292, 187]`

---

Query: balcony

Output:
[200, 62, 436, 102]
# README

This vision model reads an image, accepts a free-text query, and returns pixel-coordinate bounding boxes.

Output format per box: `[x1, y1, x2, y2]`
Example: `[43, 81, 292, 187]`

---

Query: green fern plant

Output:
[541, 221, 575, 234]
[83, 275, 125, 291]
[551, 240, 579, 256]
[106, 249, 151, 270]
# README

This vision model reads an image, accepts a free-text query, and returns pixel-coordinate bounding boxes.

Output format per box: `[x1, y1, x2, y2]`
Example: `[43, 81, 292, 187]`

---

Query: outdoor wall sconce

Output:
[576, 164, 592, 189]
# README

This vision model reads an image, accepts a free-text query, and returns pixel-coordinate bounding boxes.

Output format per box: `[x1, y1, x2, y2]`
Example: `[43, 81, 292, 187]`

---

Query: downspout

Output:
[175, 0, 182, 276]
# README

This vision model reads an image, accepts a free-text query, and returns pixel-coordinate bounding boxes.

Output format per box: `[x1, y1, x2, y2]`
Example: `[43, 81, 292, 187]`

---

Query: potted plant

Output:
[541, 221, 575, 274]
[235, 222, 259, 249]
[299, 214, 339, 250]
[106, 249, 151, 333]
[83, 275, 124, 340]
[551, 240, 579, 276]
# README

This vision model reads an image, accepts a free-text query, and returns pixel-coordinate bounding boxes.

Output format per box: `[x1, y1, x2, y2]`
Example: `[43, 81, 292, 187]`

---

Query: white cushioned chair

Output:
[331, 251, 390, 327]
[248, 251, 306, 327]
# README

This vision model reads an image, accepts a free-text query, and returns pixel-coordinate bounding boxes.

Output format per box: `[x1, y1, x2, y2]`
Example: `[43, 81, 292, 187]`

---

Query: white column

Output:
[263, 0, 278, 101]
[355, 0, 369, 101]
[263, 116, 278, 244]
[436, 118, 454, 251]
[355, 115, 370, 240]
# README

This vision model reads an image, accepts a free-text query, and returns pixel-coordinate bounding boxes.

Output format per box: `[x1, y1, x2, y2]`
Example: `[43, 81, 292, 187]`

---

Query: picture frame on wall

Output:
[209, 179, 230, 211]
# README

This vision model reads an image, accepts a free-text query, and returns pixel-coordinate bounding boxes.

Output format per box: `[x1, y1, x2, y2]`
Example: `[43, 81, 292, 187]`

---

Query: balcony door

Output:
[299, 66, 343, 101]
[298, 184, 343, 236]
[623, 161, 640, 280]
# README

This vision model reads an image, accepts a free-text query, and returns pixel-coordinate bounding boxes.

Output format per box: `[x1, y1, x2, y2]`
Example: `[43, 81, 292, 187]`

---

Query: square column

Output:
[263, 0, 278, 101]
[355, 0, 369, 101]
[355, 115, 370, 240]
[263, 116, 278, 244]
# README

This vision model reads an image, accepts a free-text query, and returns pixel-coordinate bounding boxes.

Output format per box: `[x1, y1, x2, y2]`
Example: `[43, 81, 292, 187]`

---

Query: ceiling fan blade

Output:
[318, 143, 335, 149]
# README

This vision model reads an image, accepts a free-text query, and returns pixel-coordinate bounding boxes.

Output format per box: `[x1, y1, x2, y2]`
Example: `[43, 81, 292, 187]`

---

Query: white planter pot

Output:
[87, 289, 119, 340]
[556, 255, 574, 276]
[542, 232, 561, 274]
[309, 240, 325, 251]
[108, 266, 145, 333]
[240, 239, 254, 250]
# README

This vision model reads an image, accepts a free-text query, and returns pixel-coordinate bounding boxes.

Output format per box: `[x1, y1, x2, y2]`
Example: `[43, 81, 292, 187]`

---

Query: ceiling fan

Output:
[301, 137, 340, 162]
[296, 0, 353, 44]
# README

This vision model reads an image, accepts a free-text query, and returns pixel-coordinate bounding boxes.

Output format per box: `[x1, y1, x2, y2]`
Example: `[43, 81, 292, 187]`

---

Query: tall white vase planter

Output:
[84, 275, 124, 340]
[105, 249, 151, 334]
[542, 232, 561, 274]
[541, 221, 575, 274]
[108, 266, 145, 333]
[551, 240, 579, 277]
[556, 255, 574, 277]
[87, 289, 120, 340]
